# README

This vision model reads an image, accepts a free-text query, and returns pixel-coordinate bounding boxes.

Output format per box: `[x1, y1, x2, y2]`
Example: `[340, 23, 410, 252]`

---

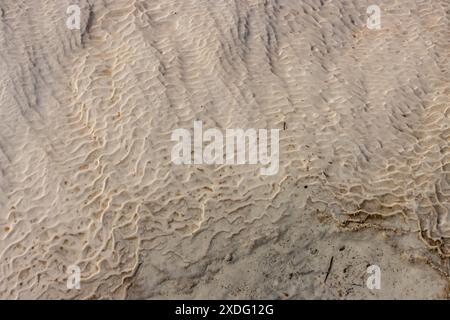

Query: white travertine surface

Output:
[0, 0, 449, 299]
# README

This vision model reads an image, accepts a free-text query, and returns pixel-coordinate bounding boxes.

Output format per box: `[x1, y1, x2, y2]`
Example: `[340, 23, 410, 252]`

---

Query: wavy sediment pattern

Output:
[0, 0, 449, 299]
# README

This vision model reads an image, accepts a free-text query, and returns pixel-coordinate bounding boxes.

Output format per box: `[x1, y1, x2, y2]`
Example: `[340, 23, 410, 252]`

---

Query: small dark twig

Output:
[324, 256, 334, 283]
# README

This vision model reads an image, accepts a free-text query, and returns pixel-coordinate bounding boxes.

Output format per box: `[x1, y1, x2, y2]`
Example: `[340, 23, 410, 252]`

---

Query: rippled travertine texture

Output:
[0, 0, 449, 299]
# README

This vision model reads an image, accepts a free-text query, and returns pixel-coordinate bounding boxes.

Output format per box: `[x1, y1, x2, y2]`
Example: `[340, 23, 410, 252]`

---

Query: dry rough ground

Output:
[0, 0, 449, 299]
